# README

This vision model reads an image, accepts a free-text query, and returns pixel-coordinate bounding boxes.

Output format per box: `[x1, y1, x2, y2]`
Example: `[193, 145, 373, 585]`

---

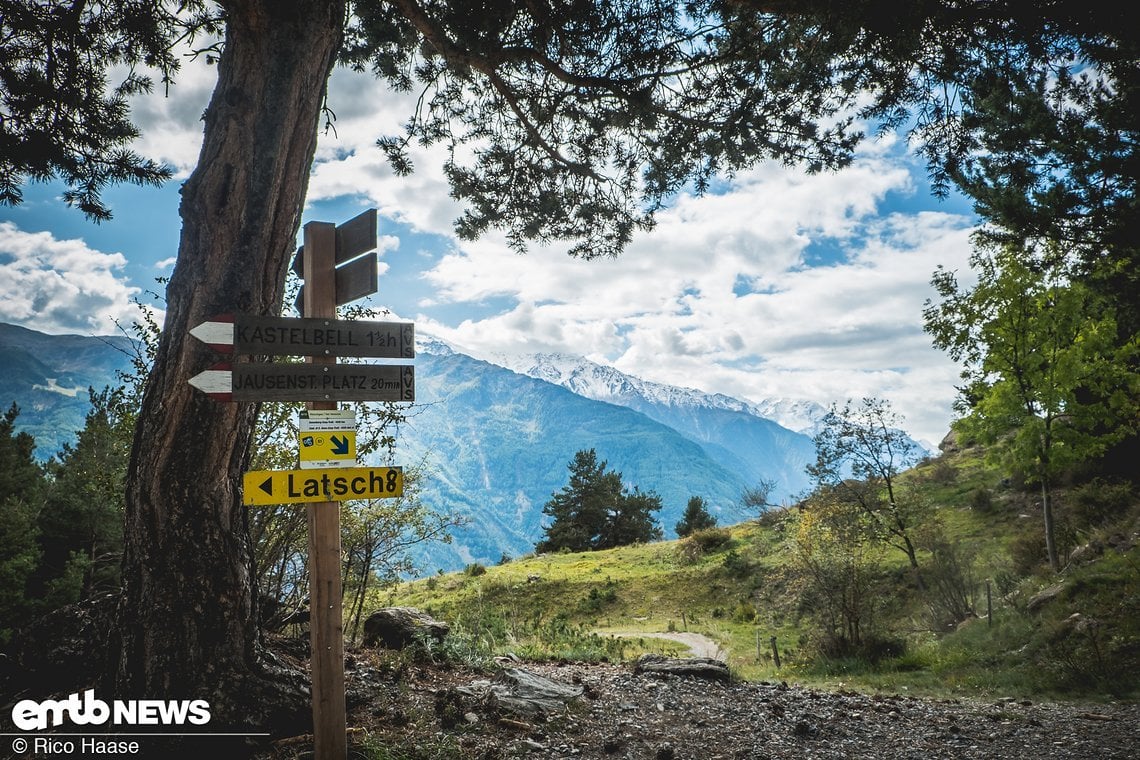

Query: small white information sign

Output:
[299, 410, 357, 469]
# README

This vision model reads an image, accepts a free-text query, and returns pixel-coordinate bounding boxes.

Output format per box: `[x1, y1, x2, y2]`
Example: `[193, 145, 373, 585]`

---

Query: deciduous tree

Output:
[924, 243, 1140, 571]
[807, 398, 926, 581]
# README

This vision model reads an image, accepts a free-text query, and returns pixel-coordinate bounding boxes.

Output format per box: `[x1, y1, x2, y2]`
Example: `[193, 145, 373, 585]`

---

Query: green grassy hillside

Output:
[376, 438, 1140, 702]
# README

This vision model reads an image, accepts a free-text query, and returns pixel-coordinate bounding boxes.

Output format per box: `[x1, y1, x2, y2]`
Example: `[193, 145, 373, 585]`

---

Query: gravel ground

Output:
[262, 654, 1140, 760]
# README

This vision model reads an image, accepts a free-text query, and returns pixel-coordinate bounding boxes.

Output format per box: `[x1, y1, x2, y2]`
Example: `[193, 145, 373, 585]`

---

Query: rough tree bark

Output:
[116, 0, 347, 730]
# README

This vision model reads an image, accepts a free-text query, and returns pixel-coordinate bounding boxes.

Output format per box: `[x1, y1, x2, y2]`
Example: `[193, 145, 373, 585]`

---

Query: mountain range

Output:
[0, 322, 927, 573]
[0, 322, 137, 456]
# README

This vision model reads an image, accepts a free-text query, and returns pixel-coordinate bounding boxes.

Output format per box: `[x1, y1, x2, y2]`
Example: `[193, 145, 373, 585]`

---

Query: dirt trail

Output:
[602, 630, 724, 659]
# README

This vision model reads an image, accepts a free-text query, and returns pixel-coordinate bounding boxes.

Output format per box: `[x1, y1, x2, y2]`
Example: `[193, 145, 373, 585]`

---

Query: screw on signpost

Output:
[302, 220, 347, 760]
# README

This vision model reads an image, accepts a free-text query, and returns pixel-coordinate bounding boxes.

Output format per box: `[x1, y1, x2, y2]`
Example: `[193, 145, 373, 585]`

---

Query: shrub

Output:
[721, 549, 753, 578]
[926, 457, 957, 484]
[464, 562, 487, 577]
[690, 527, 732, 553]
[1009, 528, 1049, 575]
[732, 601, 756, 623]
[970, 487, 995, 513]
[676, 527, 732, 564]
[579, 585, 618, 613]
[1068, 478, 1135, 528]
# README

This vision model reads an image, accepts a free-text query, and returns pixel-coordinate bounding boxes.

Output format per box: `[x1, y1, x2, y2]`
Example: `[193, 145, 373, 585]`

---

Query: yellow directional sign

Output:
[242, 466, 403, 506]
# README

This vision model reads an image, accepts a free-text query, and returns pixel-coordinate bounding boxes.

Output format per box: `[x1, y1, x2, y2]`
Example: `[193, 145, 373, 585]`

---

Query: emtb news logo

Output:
[10, 690, 211, 730]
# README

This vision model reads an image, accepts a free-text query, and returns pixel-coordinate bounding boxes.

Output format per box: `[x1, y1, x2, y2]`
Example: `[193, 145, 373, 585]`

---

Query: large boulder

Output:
[361, 606, 449, 649]
[453, 668, 585, 717]
[633, 653, 732, 682]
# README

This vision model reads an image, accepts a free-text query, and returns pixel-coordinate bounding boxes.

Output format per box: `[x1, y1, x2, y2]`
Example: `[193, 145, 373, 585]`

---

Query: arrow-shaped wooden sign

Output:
[188, 363, 414, 402]
[190, 314, 414, 358]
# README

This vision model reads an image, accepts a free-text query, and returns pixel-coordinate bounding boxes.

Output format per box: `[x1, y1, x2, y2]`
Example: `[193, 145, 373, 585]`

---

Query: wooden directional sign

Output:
[188, 363, 414, 402]
[242, 466, 403, 506]
[335, 209, 379, 264]
[190, 314, 414, 358]
[292, 209, 378, 277]
[299, 409, 357, 469]
[294, 254, 378, 311]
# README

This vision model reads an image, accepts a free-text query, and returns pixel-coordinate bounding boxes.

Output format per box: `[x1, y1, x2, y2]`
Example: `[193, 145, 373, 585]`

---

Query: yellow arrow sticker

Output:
[298, 429, 357, 468]
[242, 466, 402, 506]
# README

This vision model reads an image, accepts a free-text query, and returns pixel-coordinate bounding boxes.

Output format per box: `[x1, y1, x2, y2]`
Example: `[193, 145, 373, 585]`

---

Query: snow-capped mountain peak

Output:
[485, 350, 828, 433]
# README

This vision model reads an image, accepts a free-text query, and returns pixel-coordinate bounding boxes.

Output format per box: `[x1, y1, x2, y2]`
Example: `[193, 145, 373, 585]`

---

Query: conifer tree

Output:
[538, 449, 662, 552]
[0, 403, 46, 643]
[675, 496, 717, 538]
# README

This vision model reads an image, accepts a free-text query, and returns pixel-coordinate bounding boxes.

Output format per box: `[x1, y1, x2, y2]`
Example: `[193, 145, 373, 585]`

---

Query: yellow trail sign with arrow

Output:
[242, 466, 402, 506]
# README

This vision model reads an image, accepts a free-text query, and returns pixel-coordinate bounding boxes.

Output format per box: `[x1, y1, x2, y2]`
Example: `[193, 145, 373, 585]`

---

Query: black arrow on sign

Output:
[258, 476, 273, 497]
[330, 435, 350, 456]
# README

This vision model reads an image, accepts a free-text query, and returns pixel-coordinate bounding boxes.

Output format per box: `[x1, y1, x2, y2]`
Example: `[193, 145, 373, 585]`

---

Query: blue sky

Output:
[0, 60, 980, 446]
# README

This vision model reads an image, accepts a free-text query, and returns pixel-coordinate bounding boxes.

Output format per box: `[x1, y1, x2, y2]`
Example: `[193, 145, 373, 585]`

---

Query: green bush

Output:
[970, 487, 995, 513]
[732, 601, 756, 623]
[690, 527, 732, 553]
[721, 549, 753, 578]
[463, 562, 487, 577]
[1068, 478, 1135, 528]
[579, 585, 618, 613]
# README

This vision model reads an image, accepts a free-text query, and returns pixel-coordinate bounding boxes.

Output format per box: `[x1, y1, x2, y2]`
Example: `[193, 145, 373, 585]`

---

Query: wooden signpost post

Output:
[188, 208, 409, 760]
[301, 220, 347, 760]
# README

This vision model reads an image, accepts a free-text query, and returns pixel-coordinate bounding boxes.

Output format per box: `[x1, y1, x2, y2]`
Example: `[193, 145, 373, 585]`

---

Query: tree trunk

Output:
[116, 0, 347, 732]
[1042, 477, 1060, 572]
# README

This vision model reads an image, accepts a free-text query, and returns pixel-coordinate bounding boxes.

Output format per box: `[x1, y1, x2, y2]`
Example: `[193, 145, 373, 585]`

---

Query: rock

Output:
[455, 668, 585, 717]
[362, 606, 450, 649]
[1025, 583, 1065, 612]
[633, 654, 731, 681]
[1068, 540, 1105, 566]
[939, 429, 959, 454]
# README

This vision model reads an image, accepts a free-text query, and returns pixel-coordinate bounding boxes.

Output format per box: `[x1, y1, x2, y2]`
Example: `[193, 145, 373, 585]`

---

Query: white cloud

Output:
[0, 223, 148, 335]
[114, 60, 976, 443]
[124, 51, 218, 177]
[411, 152, 976, 444]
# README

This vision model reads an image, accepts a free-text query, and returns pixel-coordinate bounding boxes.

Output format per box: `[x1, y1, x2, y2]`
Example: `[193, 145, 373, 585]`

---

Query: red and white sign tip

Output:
[188, 315, 235, 353]
[187, 362, 233, 401]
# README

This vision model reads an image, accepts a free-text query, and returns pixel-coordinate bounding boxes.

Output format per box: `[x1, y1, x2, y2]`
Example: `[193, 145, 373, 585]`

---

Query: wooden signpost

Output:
[292, 208, 381, 310]
[187, 209, 408, 759]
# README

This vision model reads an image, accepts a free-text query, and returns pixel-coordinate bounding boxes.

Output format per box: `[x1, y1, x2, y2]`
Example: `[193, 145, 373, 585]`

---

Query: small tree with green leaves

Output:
[807, 398, 926, 583]
[925, 243, 1140, 571]
[341, 463, 466, 642]
[675, 496, 717, 538]
[788, 490, 887, 656]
